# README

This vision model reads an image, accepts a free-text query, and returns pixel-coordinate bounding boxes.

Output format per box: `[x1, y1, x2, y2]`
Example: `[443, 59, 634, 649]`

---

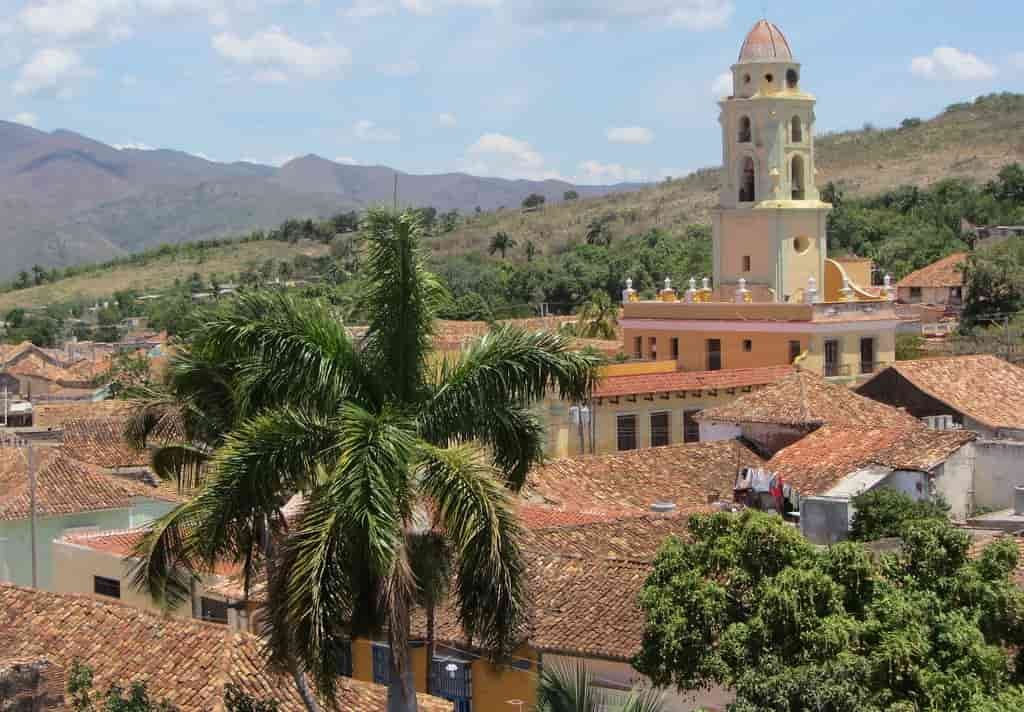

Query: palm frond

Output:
[537, 660, 598, 712]
[187, 291, 378, 417]
[150, 444, 210, 492]
[359, 208, 448, 402]
[129, 502, 204, 610]
[418, 443, 528, 655]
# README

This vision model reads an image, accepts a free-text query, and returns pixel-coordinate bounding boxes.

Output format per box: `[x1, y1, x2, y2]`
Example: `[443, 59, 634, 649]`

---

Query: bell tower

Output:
[711, 20, 831, 303]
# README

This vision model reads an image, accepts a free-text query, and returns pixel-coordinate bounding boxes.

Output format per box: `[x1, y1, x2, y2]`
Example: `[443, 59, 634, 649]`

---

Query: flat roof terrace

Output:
[622, 299, 898, 325]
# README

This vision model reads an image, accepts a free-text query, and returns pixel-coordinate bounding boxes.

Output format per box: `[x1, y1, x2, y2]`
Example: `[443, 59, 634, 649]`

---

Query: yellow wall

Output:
[803, 329, 896, 382]
[619, 328, 806, 373]
[350, 638, 537, 710]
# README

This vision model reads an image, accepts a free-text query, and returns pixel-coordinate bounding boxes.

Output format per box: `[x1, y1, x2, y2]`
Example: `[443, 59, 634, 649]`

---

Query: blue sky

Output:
[1, 0, 1022, 184]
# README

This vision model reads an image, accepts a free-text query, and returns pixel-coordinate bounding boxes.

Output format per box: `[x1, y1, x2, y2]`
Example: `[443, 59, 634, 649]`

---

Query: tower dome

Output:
[738, 19, 793, 62]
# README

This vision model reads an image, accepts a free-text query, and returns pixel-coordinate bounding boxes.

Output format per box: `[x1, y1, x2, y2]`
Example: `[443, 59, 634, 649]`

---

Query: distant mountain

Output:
[0, 124, 637, 279]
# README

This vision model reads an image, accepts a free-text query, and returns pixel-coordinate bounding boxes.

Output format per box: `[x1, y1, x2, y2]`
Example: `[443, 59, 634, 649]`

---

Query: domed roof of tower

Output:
[738, 19, 793, 62]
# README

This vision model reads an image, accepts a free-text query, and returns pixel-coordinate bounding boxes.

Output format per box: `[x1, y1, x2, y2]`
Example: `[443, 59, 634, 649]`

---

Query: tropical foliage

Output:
[537, 661, 666, 712]
[635, 510, 1024, 711]
[849, 488, 949, 542]
[127, 208, 601, 711]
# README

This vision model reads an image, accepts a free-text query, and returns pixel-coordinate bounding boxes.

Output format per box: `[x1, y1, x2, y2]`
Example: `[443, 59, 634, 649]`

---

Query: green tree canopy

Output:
[635, 510, 1024, 712]
[849, 488, 949, 541]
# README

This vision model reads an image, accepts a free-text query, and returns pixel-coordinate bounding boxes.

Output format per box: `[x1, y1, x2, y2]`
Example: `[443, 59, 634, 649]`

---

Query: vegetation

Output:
[126, 208, 601, 712]
[488, 231, 517, 259]
[962, 236, 1024, 329]
[895, 333, 924, 361]
[537, 661, 666, 712]
[849, 488, 950, 541]
[635, 510, 1024, 711]
[68, 661, 177, 712]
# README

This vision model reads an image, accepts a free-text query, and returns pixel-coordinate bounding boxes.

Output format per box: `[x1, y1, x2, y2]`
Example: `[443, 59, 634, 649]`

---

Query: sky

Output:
[1, 0, 1022, 185]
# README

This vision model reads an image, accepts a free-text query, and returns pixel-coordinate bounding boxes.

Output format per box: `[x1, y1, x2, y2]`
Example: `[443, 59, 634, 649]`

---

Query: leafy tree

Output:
[522, 193, 546, 210]
[563, 190, 579, 201]
[68, 661, 178, 712]
[14, 270, 31, 290]
[574, 290, 618, 339]
[524, 240, 537, 262]
[223, 684, 281, 712]
[635, 511, 1024, 712]
[962, 237, 1024, 328]
[895, 333, 924, 361]
[128, 209, 600, 712]
[537, 661, 666, 712]
[100, 351, 153, 397]
[439, 209, 460, 233]
[488, 231, 517, 259]
[585, 216, 613, 246]
[849, 488, 949, 541]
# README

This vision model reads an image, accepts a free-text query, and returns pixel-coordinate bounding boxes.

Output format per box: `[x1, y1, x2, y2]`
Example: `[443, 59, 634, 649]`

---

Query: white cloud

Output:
[511, 0, 733, 29]
[340, 0, 497, 17]
[13, 48, 92, 96]
[574, 160, 684, 185]
[10, 112, 39, 127]
[462, 132, 562, 180]
[252, 69, 289, 83]
[910, 47, 996, 81]
[19, 0, 227, 39]
[212, 27, 350, 80]
[378, 59, 419, 76]
[438, 112, 457, 127]
[606, 126, 654, 145]
[334, 155, 359, 164]
[114, 141, 155, 150]
[353, 119, 399, 142]
[711, 71, 732, 98]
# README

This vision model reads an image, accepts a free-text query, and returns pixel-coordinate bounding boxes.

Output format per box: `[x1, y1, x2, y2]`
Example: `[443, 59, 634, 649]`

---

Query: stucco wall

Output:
[930, 445, 975, 520]
[0, 499, 174, 589]
[974, 439, 1024, 512]
[619, 327, 807, 373]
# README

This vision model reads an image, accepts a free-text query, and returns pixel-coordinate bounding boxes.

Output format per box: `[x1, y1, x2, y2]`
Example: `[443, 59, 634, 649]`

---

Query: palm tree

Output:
[537, 661, 666, 712]
[584, 217, 612, 246]
[524, 240, 537, 262]
[488, 231, 517, 259]
[128, 208, 601, 712]
[575, 291, 618, 340]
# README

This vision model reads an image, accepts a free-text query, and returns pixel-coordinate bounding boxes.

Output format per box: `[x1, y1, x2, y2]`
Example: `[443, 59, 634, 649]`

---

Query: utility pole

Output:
[28, 442, 37, 589]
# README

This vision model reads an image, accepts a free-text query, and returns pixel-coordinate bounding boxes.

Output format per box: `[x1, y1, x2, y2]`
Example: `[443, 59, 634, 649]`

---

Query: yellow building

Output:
[618, 20, 898, 385]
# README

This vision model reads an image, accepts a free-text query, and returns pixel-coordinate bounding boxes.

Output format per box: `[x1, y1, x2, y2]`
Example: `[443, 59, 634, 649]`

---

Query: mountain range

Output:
[0, 121, 634, 280]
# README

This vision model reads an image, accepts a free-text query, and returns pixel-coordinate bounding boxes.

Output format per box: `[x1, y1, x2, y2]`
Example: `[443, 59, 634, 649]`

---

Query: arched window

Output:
[791, 155, 805, 200]
[739, 157, 755, 202]
[786, 69, 799, 89]
[791, 116, 803, 143]
[738, 116, 751, 143]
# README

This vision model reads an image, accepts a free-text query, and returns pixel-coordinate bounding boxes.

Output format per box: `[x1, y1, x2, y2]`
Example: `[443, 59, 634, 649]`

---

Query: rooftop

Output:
[738, 19, 793, 63]
[859, 355, 1024, 432]
[696, 369, 923, 429]
[61, 417, 150, 469]
[0, 449, 180, 521]
[768, 424, 976, 495]
[32, 400, 135, 429]
[0, 584, 452, 712]
[594, 364, 792, 399]
[896, 252, 967, 289]
[526, 439, 764, 512]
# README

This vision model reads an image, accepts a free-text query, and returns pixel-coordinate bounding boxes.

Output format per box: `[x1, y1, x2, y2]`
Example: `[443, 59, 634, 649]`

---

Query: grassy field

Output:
[0, 240, 329, 312]
[437, 93, 1024, 263]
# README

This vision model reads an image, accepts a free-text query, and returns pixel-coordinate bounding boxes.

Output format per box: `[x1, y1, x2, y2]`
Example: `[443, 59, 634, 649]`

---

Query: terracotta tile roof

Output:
[863, 355, 1024, 432]
[0, 449, 181, 521]
[526, 440, 764, 513]
[60, 528, 147, 556]
[4, 353, 72, 382]
[0, 584, 452, 712]
[527, 512, 694, 562]
[516, 505, 621, 529]
[32, 400, 135, 429]
[696, 369, 922, 429]
[896, 252, 966, 288]
[62, 417, 150, 469]
[594, 364, 792, 398]
[768, 425, 975, 495]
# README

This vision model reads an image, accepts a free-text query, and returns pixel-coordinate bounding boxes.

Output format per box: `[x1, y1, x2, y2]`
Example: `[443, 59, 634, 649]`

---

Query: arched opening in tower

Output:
[791, 116, 802, 143]
[737, 116, 751, 143]
[791, 155, 805, 200]
[739, 157, 755, 202]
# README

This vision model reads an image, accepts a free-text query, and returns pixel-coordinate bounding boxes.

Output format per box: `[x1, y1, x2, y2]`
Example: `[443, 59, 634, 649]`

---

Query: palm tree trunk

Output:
[387, 604, 419, 712]
[424, 605, 435, 697]
[290, 664, 323, 712]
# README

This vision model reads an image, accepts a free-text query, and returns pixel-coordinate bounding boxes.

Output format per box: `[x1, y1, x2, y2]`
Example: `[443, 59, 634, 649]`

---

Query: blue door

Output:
[430, 658, 472, 712]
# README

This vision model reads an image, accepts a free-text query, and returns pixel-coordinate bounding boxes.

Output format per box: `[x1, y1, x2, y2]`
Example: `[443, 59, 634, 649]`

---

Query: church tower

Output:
[711, 19, 831, 303]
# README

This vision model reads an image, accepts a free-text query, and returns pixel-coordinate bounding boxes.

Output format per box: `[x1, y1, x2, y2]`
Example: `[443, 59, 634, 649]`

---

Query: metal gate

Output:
[430, 658, 472, 712]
